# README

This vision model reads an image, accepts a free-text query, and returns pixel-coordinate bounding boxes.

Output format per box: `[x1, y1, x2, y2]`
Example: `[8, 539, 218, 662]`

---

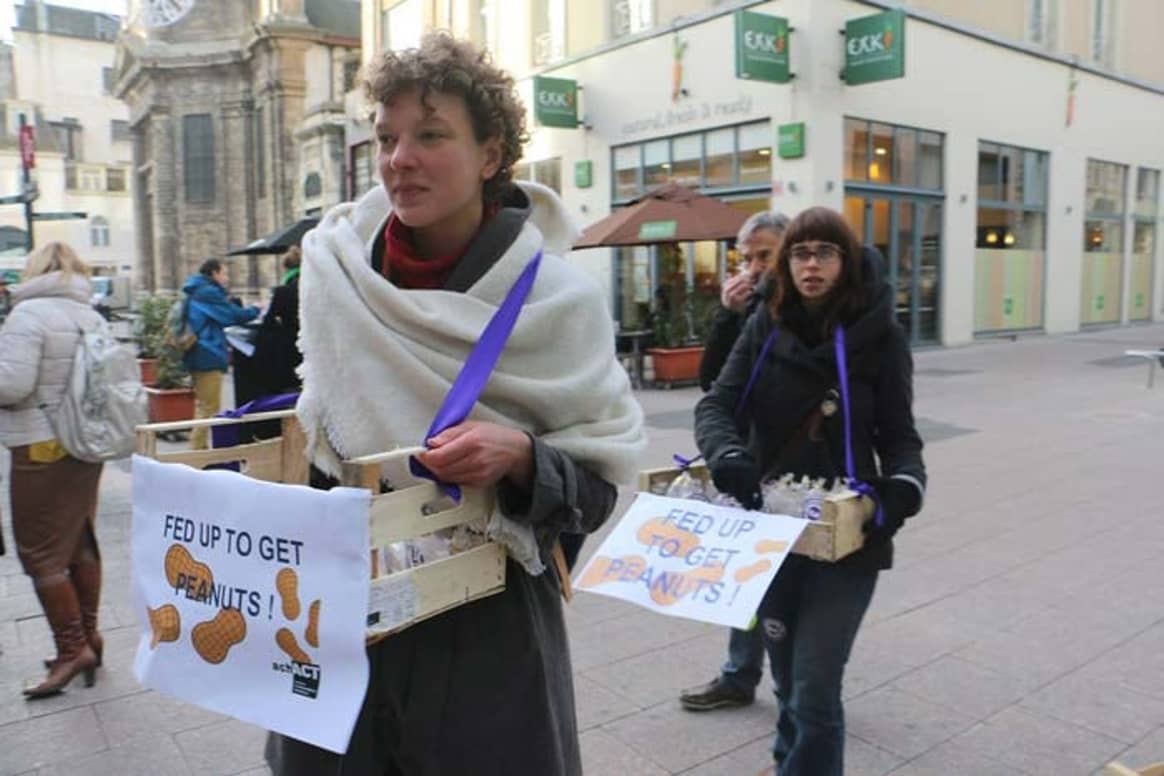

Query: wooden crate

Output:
[135, 411, 506, 643]
[637, 464, 872, 563]
[340, 448, 506, 642]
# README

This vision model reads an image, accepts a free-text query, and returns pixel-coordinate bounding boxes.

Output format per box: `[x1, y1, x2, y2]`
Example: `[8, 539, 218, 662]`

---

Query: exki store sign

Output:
[533, 75, 578, 128]
[735, 10, 791, 84]
[843, 9, 905, 85]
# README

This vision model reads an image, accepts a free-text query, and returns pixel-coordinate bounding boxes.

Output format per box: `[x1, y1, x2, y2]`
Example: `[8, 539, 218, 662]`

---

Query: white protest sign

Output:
[131, 455, 372, 754]
[574, 493, 808, 629]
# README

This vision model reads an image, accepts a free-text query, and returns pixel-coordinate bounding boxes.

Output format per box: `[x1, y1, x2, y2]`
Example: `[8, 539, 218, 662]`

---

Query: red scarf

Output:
[381, 214, 464, 290]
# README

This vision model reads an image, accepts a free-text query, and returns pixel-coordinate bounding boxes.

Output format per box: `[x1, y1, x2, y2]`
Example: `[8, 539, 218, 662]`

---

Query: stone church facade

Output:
[113, 0, 359, 295]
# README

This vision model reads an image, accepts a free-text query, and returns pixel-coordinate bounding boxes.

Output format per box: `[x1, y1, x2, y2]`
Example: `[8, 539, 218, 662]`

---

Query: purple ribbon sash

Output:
[834, 326, 884, 526]
[409, 251, 544, 500]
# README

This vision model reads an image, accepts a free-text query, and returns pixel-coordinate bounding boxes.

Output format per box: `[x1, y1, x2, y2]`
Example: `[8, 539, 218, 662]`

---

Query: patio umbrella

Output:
[227, 217, 319, 256]
[573, 182, 750, 248]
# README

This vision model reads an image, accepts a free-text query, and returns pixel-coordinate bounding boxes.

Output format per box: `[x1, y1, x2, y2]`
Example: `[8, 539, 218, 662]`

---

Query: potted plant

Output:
[133, 294, 171, 385]
[144, 344, 196, 423]
[645, 246, 716, 386]
[137, 294, 196, 423]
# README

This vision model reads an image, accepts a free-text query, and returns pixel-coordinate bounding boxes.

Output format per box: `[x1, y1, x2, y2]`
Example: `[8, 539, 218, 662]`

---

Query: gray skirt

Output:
[265, 559, 581, 776]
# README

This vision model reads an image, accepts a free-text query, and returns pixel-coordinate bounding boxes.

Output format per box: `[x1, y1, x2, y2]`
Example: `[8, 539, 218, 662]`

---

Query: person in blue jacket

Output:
[181, 258, 259, 449]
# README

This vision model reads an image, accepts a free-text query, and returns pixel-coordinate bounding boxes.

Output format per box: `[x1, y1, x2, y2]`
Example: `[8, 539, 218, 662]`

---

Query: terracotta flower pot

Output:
[138, 358, 158, 386]
[144, 386, 196, 423]
[647, 345, 704, 385]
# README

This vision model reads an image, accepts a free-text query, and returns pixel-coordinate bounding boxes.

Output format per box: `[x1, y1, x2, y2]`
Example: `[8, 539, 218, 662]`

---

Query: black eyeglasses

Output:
[789, 242, 842, 265]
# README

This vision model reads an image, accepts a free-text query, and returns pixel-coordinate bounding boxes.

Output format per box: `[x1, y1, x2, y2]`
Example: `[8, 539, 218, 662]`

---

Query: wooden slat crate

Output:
[637, 464, 872, 562]
[135, 411, 506, 643]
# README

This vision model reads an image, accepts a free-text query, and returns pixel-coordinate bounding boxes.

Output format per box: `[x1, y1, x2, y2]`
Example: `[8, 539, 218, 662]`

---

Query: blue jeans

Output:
[758, 556, 877, 776]
[719, 625, 765, 693]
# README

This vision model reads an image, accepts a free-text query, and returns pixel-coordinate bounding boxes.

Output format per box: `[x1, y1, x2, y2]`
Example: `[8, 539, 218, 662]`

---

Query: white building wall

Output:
[522, 0, 1164, 344]
[12, 29, 131, 165]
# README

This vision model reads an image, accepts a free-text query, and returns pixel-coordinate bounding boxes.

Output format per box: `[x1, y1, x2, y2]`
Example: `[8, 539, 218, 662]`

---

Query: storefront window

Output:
[704, 128, 734, 187]
[918, 131, 942, 190]
[893, 127, 916, 187]
[643, 139, 669, 188]
[844, 118, 868, 182]
[670, 134, 701, 187]
[1085, 159, 1126, 217]
[609, 121, 770, 201]
[974, 141, 1050, 333]
[978, 144, 1002, 202]
[613, 145, 640, 200]
[1023, 150, 1048, 207]
[845, 118, 942, 191]
[1082, 159, 1127, 325]
[1135, 168, 1160, 219]
[533, 158, 562, 193]
[1131, 168, 1159, 320]
[868, 123, 893, 184]
[737, 122, 771, 185]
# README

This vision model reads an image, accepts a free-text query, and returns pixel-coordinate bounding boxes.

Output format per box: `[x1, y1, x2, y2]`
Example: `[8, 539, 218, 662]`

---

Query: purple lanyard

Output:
[835, 326, 884, 526]
[674, 327, 779, 471]
[409, 251, 543, 499]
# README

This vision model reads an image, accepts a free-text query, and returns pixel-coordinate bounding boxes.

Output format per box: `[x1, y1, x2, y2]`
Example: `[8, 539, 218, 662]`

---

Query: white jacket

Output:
[0, 272, 104, 448]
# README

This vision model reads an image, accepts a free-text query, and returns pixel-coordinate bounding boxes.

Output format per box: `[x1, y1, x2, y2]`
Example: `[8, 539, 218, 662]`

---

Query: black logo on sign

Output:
[290, 660, 321, 699]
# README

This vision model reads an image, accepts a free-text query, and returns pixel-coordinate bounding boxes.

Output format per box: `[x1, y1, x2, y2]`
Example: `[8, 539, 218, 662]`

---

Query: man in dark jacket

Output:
[182, 258, 260, 449]
[700, 212, 788, 391]
[681, 210, 787, 711]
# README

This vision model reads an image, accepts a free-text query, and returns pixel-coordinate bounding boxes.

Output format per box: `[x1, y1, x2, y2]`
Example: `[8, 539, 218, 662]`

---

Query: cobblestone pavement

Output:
[3, 325, 1164, 775]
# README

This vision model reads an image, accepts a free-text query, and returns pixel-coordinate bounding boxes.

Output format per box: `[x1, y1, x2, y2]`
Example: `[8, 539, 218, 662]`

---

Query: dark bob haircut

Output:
[767, 207, 867, 335]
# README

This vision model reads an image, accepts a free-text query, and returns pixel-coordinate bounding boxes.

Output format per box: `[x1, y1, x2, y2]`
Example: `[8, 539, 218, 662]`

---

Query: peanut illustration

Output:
[305, 599, 321, 648]
[734, 559, 773, 583]
[191, 608, 247, 665]
[147, 603, 181, 649]
[635, 517, 701, 558]
[755, 539, 790, 555]
[276, 567, 300, 620]
[164, 543, 214, 592]
[276, 627, 312, 664]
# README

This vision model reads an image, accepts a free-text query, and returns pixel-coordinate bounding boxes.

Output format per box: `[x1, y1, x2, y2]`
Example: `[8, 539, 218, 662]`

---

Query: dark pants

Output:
[758, 555, 877, 776]
[719, 626, 765, 694]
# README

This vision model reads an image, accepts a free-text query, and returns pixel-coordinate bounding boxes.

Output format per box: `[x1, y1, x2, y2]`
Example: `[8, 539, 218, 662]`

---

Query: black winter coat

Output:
[252, 275, 301, 394]
[695, 252, 925, 570]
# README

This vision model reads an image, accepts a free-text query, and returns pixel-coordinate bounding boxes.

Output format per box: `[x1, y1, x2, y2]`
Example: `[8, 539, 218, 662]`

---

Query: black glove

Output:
[862, 477, 921, 544]
[710, 450, 763, 510]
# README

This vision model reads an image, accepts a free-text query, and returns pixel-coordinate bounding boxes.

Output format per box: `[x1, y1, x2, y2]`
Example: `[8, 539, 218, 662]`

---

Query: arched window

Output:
[90, 216, 110, 248]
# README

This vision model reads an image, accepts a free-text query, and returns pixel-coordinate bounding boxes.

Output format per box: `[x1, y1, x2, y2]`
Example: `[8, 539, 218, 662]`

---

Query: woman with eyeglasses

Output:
[694, 206, 926, 775]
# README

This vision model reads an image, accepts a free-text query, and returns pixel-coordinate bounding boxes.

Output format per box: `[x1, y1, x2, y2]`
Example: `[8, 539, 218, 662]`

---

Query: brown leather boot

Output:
[24, 577, 98, 699]
[43, 562, 103, 669]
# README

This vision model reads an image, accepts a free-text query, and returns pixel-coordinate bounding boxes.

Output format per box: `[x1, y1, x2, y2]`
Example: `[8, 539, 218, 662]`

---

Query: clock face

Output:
[140, 0, 196, 28]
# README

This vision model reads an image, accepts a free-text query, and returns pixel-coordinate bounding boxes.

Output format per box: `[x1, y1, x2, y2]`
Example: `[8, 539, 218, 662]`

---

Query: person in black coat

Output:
[254, 247, 302, 395]
[695, 206, 925, 776]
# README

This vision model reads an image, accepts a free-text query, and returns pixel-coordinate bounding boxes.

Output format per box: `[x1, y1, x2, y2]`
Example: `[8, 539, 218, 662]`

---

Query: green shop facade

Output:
[519, 0, 1164, 346]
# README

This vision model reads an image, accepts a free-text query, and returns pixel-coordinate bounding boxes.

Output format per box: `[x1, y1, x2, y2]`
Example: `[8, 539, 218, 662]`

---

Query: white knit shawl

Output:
[296, 182, 646, 574]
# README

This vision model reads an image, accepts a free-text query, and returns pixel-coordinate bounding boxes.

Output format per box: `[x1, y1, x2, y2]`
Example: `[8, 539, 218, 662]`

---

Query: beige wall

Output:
[1116, 0, 1164, 84]
[905, 0, 1024, 40]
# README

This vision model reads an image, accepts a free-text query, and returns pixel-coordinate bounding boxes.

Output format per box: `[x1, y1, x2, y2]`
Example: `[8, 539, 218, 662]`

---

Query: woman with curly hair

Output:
[264, 33, 645, 776]
[695, 207, 925, 775]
